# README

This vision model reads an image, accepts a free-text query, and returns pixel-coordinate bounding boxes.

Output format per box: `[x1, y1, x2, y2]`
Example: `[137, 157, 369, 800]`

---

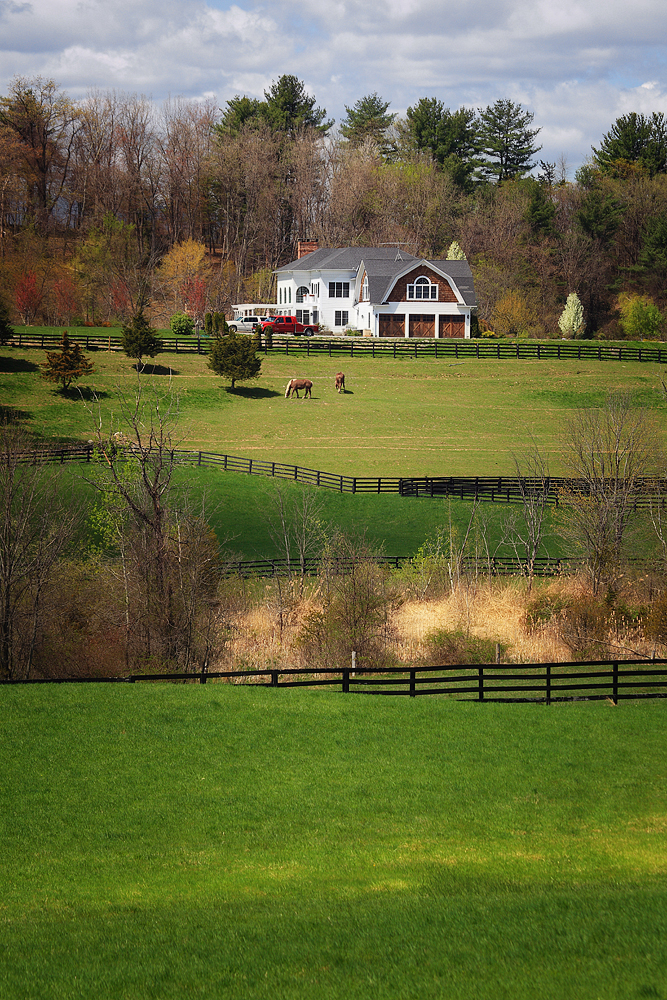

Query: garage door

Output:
[378, 314, 405, 337]
[438, 315, 465, 338]
[409, 314, 435, 338]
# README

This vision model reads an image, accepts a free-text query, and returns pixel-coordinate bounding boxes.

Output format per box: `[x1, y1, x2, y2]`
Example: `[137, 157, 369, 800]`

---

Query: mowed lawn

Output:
[1, 344, 664, 476]
[1, 686, 666, 999]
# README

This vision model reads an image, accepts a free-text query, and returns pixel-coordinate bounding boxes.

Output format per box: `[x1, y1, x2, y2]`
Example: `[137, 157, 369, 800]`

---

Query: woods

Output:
[2, 76, 667, 337]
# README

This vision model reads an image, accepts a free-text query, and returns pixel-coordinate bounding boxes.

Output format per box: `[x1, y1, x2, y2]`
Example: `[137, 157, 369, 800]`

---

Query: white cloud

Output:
[1, 0, 667, 170]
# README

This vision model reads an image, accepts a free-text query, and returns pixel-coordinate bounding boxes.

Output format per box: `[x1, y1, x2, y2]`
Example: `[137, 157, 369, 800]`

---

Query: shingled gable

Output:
[274, 246, 476, 338]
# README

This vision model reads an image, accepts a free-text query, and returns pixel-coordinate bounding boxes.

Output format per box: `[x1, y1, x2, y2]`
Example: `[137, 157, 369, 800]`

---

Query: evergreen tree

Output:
[207, 330, 261, 389]
[405, 99, 478, 188]
[478, 100, 541, 183]
[121, 311, 162, 370]
[592, 112, 667, 177]
[263, 75, 333, 136]
[0, 296, 14, 346]
[524, 178, 556, 235]
[340, 93, 395, 153]
[558, 293, 585, 339]
[40, 331, 94, 391]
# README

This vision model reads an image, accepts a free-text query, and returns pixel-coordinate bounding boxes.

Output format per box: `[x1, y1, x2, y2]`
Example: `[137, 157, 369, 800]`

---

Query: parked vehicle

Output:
[260, 315, 319, 336]
[228, 315, 262, 333]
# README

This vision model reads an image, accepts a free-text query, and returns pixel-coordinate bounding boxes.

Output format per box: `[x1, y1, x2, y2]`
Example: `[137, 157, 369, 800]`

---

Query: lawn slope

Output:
[2, 686, 666, 999]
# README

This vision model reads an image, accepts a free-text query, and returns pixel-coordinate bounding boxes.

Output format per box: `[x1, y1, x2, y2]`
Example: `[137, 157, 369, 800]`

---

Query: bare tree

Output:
[504, 440, 552, 590]
[0, 421, 80, 679]
[559, 393, 658, 592]
[91, 381, 224, 671]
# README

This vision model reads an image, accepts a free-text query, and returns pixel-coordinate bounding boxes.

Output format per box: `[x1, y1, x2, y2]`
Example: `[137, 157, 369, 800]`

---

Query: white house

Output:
[274, 243, 477, 338]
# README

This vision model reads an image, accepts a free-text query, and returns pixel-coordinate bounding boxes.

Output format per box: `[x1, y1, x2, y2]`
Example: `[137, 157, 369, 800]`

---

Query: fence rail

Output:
[5, 658, 667, 703]
[16, 444, 667, 509]
[8, 329, 667, 364]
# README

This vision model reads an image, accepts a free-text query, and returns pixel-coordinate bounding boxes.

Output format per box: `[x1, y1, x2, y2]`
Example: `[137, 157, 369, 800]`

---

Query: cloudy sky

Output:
[2, 0, 667, 173]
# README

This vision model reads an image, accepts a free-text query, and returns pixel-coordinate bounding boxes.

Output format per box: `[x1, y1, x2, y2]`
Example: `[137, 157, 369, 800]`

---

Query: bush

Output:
[0, 296, 15, 345]
[422, 629, 503, 665]
[169, 312, 195, 337]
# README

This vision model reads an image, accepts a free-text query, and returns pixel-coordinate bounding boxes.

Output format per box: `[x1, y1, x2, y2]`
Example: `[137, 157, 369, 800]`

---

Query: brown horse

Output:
[285, 378, 313, 399]
[335, 372, 345, 393]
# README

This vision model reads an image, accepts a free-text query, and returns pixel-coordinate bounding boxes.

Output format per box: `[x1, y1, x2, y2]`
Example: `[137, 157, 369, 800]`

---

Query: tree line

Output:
[3, 75, 667, 336]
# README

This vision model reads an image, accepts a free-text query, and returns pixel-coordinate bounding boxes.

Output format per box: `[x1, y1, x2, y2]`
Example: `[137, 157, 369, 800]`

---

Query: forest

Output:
[2, 74, 667, 337]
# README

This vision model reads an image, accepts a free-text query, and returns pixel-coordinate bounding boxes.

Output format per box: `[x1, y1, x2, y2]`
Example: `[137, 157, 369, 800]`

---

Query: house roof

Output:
[276, 247, 477, 308]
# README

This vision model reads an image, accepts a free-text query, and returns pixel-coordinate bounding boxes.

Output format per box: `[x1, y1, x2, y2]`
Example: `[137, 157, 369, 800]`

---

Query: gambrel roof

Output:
[276, 247, 476, 308]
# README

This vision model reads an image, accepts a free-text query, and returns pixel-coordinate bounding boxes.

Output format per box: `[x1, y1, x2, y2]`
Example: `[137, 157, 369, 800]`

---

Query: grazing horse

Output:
[285, 378, 313, 399]
[334, 372, 345, 393]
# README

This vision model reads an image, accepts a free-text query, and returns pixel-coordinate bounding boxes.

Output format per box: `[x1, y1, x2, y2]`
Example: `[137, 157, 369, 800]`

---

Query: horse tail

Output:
[285, 380, 292, 398]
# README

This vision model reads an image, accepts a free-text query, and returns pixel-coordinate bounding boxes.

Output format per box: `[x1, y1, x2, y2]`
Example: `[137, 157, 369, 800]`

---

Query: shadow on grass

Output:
[0, 403, 32, 424]
[132, 363, 181, 376]
[0, 355, 40, 373]
[224, 386, 282, 399]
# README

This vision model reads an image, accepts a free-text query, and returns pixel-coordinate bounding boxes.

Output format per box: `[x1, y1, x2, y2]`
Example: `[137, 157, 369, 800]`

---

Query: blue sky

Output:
[2, 0, 667, 173]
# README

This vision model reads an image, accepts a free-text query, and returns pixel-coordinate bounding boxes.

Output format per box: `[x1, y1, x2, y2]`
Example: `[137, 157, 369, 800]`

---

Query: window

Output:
[334, 310, 349, 327]
[329, 281, 349, 298]
[407, 276, 438, 300]
[296, 310, 310, 324]
[362, 275, 369, 301]
[279, 287, 283, 304]
[311, 282, 319, 297]
[296, 285, 309, 304]
[289, 287, 292, 304]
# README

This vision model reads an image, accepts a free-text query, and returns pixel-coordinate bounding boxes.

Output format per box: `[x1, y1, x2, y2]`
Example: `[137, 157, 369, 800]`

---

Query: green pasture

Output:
[1, 685, 666, 999]
[1, 341, 665, 477]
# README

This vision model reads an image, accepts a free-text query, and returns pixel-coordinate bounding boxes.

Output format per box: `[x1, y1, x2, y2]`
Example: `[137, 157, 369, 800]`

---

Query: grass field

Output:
[2, 342, 665, 477]
[1, 685, 666, 999]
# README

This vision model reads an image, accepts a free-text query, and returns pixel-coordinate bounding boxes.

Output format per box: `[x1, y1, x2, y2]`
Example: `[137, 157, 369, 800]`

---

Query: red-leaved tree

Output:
[15, 271, 43, 325]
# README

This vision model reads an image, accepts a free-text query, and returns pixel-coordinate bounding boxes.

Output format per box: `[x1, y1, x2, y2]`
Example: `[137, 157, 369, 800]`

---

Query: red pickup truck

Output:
[261, 315, 319, 337]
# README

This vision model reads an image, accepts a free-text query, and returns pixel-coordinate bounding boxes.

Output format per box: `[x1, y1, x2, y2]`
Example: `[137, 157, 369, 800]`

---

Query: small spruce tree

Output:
[558, 293, 585, 339]
[40, 331, 95, 391]
[121, 310, 162, 369]
[208, 330, 261, 390]
[204, 312, 213, 335]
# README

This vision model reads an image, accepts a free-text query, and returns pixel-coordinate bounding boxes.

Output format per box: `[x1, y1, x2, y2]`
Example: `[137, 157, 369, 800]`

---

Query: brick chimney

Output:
[297, 240, 318, 259]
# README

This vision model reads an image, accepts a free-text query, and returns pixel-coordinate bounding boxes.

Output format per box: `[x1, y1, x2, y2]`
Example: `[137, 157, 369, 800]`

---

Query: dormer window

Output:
[407, 276, 438, 300]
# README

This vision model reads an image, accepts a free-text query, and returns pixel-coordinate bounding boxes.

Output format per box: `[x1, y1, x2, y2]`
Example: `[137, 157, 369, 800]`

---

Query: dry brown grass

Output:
[218, 573, 664, 671]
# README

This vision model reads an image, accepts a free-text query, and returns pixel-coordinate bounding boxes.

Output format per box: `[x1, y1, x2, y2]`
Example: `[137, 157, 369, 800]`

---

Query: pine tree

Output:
[40, 331, 94, 391]
[558, 293, 585, 339]
[121, 311, 162, 369]
[207, 331, 261, 390]
[592, 112, 667, 177]
[478, 100, 541, 183]
[340, 93, 395, 154]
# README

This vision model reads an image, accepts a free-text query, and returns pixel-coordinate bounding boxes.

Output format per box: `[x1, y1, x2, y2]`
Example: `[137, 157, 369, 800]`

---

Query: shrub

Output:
[204, 312, 213, 335]
[0, 296, 14, 345]
[169, 312, 195, 337]
[422, 629, 503, 665]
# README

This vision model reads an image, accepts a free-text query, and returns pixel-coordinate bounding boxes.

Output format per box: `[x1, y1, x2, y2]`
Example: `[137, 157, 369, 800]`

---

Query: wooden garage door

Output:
[378, 314, 405, 337]
[409, 314, 435, 338]
[439, 315, 465, 338]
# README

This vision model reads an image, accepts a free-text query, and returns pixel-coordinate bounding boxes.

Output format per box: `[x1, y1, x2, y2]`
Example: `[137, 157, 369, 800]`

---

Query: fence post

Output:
[200, 666, 207, 684]
[612, 661, 618, 705]
[271, 670, 279, 687]
[351, 650, 356, 677]
[546, 663, 551, 705]
[410, 669, 416, 697]
[478, 665, 484, 701]
[342, 668, 349, 693]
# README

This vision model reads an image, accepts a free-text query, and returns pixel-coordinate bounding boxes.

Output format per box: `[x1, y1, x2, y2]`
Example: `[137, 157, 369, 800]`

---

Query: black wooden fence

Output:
[17, 444, 667, 509]
[8, 329, 667, 364]
[5, 658, 667, 703]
